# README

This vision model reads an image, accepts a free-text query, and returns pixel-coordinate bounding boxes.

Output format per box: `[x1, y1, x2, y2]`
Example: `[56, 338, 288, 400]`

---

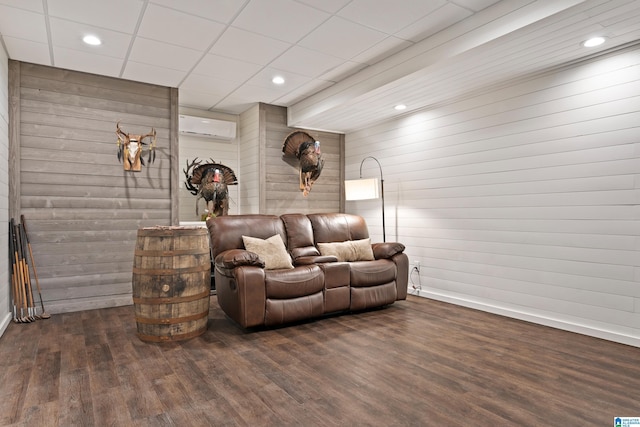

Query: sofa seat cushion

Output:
[265, 265, 324, 299]
[265, 292, 324, 326]
[351, 282, 397, 311]
[350, 259, 397, 287]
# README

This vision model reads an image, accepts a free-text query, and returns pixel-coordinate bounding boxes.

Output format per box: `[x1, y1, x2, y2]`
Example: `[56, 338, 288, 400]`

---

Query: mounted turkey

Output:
[184, 159, 238, 219]
[282, 130, 324, 197]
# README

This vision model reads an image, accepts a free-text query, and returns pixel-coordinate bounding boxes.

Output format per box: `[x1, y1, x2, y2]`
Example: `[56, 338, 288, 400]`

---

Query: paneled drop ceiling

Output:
[1, 0, 639, 133]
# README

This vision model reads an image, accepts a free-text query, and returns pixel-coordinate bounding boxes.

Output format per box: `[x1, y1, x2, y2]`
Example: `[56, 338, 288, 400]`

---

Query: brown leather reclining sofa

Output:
[207, 212, 408, 328]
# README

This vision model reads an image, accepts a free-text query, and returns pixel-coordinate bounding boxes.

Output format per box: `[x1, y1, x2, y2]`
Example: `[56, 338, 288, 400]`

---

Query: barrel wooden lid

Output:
[137, 226, 208, 236]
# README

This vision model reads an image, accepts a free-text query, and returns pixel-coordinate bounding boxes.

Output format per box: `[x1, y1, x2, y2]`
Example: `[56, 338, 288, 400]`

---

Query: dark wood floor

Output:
[0, 296, 639, 426]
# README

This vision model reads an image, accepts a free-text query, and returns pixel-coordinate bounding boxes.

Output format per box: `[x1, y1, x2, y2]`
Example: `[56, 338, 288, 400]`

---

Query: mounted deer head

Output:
[115, 121, 157, 171]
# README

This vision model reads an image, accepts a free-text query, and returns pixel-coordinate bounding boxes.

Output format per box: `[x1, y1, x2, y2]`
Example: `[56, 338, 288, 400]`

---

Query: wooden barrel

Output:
[132, 226, 211, 342]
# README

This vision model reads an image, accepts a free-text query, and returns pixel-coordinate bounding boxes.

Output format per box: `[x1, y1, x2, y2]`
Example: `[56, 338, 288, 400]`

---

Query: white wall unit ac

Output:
[179, 115, 236, 140]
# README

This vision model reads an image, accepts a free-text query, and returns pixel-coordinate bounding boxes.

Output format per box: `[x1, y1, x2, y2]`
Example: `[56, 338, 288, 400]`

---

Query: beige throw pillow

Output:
[317, 238, 375, 262]
[242, 234, 294, 270]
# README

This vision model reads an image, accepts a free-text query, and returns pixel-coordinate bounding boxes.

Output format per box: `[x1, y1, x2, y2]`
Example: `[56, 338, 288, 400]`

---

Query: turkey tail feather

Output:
[191, 162, 238, 185]
[282, 130, 315, 157]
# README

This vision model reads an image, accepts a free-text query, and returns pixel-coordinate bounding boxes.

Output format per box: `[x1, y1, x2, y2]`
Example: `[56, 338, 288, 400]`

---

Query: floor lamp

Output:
[344, 156, 385, 242]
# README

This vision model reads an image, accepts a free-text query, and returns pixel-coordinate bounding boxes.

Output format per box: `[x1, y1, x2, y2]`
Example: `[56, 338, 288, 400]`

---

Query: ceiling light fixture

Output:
[582, 36, 605, 47]
[83, 35, 102, 46]
[272, 76, 285, 85]
[394, 104, 407, 111]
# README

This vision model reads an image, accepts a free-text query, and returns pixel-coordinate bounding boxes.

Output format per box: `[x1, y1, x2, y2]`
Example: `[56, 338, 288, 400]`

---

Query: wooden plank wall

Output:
[0, 48, 9, 333]
[262, 103, 343, 215]
[12, 62, 175, 314]
[239, 104, 260, 214]
[345, 44, 640, 346]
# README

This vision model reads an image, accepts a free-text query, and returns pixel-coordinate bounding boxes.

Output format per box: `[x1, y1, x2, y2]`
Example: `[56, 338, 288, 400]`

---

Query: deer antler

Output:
[138, 128, 157, 164]
[115, 121, 128, 140]
[138, 128, 156, 146]
[115, 121, 128, 162]
[183, 158, 202, 195]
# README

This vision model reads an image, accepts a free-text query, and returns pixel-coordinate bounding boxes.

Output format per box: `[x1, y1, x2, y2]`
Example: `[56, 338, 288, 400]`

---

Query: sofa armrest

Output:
[215, 265, 266, 328]
[215, 249, 265, 271]
[294, 255, 339, 265]
[372, 242, 406, 260]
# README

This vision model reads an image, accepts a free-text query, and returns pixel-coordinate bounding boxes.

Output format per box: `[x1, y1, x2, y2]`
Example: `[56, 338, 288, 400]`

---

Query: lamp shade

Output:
[345, 178, 379, 200]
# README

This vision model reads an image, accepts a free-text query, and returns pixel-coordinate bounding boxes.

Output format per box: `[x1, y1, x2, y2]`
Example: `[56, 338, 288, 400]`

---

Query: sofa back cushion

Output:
[317, 238, 375, 262]
[307, 213, 370, 243]
[281, 213, 320, 258]
[242, 234, 294, 270]
[207, 215, 287, 259]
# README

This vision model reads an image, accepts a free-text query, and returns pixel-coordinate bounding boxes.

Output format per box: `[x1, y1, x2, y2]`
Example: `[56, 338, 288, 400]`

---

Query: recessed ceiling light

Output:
[83, 35, 101, 46]
[272, 76, 285, 85]
[582, 36, 605, 47]
[394, 104, 407, 111]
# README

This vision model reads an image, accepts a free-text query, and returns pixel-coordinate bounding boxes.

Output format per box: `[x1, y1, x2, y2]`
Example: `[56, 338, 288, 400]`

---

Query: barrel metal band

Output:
[132, 263, 210, 275]
[134, 249, 210, 257]
[137, 326, 207, 343]
[135, 309, 209, 325]
[132, 289, 210, 305]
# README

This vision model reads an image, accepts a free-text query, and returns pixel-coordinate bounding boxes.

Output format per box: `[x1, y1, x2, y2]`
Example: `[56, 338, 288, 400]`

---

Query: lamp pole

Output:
[359, 156, 385, 242]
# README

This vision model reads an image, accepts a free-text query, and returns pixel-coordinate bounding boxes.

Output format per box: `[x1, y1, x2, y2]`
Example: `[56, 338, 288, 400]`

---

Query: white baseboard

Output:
[0, 311, 13, 337]
[409, 290, 640, 348]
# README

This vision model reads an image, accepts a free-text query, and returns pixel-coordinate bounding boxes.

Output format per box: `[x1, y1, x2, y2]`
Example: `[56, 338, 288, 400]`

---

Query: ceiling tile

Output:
[317, 60, 368, 82]
[53, 46, 123, 77]
[122, 61, 186, 87]
[137, 3, 225, 51]
[47, 0, 144, 34]
[298, 16, 388, 60]
[0, 0, 43, 13]
[128, 37, 202, 72]
[49, 17, 132, 59]
[191, 54, 262, 83]
[209, 27, 291, 65]
[228, 82, 287, 104]
[149, 0, 246, 24]
[274, 78, 335, 105]
[244, 67, 311, 90]
[451, 0, 503, 12]
[295, 0, 351, 14]
[351, 36, 413, 65]
[210, 96, 256, 114]
[180, 72, 240, 96]
[2, 36, 50, 65]
[0, 5, 47, 42]
[232, 0, 329, 43]
[394, 2, 473, 42]
[269, 45, 346, 78]
[338, 0, 447, 34]
[178, 88, 222, 110]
